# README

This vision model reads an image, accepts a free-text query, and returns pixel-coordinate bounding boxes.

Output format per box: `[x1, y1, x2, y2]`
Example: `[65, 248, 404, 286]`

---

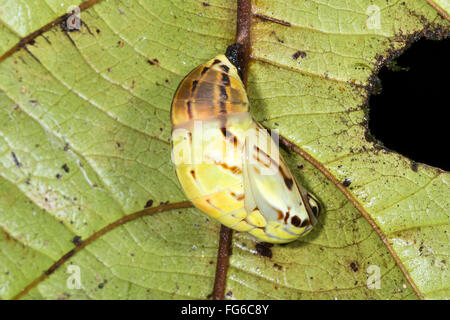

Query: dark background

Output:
[368, 37, 449, 171]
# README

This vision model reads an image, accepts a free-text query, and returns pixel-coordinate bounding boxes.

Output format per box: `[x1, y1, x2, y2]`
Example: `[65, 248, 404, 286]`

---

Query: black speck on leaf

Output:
[255, 242, 273, 258]
[147, 58, 159, 65]
[410, 161, 418, 172]
[343, 178, 351, 187]
[11, 152, 22, 168]
[145, 199, 154, 208]
[72, 236, 82, 246]
[292, 50, 307, 60]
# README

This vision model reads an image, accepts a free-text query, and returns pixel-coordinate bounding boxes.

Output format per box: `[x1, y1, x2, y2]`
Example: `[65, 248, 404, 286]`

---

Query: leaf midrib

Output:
[3, 0, 447, 300]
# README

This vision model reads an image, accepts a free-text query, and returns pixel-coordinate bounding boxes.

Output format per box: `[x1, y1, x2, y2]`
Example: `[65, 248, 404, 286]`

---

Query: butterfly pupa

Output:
[170, 54, 320, 243]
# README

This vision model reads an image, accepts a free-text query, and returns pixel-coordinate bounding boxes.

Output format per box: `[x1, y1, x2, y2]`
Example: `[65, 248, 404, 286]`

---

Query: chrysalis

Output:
[171, 54, 320, 243]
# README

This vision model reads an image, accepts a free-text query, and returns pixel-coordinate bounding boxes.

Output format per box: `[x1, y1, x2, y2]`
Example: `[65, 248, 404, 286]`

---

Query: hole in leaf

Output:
[368, 38, 449, 171]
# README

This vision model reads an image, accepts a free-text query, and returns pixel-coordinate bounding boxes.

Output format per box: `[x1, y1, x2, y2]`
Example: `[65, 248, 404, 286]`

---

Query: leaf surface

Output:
[0, 0, 448, 299]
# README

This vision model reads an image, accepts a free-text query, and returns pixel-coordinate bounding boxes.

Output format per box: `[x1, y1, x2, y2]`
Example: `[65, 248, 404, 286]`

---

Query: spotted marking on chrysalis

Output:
[170, 54, 321, 243]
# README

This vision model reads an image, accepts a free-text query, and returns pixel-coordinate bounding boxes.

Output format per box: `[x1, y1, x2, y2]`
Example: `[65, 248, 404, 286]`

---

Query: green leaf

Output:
[0, 0, 448, 300]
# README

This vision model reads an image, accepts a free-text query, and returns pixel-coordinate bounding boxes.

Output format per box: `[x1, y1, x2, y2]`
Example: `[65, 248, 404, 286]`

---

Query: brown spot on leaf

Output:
[11, 152, 22, 168]
[291, 216, 301, 227]
[292, 50, 307, 60]
[145, 200, 153, 208]
[255, 242, 273, 258]
[219, 85, 228, 100]
[350, 262, 359, 272]
[147, 58, 159, 65]
[284, 211, 290, 224]
[273, 263, 283, 270]
[72, 236, 82, 246]
[230, 192, 245, 201]
[343, 178, 351, 187]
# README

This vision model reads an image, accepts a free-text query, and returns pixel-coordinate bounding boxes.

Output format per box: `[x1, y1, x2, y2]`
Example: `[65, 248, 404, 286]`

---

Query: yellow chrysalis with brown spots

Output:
[171, 54, 320, 243]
